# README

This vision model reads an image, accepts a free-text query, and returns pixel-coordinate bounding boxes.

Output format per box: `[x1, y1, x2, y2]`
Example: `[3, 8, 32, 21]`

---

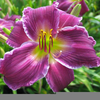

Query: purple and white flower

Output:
[0, 15, 21, 37]
[4, 14, 21, 22]
[0, 18, 14, 37]
[56, 0, 89, 16]
[0, 4, 99, 92]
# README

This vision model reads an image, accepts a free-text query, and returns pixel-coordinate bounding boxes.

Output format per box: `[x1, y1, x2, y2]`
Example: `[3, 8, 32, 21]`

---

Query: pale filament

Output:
[51, 51, 62, 58]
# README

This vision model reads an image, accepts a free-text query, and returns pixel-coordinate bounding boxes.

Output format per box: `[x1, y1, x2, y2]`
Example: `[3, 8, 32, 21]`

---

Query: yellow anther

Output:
[43, 32, 46, 39]
[49, 34, 53, 48]
[49, 35, 52, 39]
[39, 34, 41, 39]
[49, 29, 53, 42]
[43, 32, 46, 35]
[50, 29, 53, 35]
[39, 29, 43, 39]
[41, 29, 43, 33]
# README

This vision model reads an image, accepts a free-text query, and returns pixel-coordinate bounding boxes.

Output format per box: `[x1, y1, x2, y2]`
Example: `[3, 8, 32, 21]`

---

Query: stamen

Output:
[41, 29, 43, 33]
[50, 29, 53, 47]
[39, 35, 42, 50]
[39, 30, 44, 50]
[49, 29, 53, 53]
[43, 32, 46, 37]
[41, 30, 43, 49]
[43, 32, 47, 53]
[51, 51, 62, 58]
[49, 35, 53, 47]
[49, 41, 51, 53]
[50, 29, 53, 35]
[49, 36, 53, 53]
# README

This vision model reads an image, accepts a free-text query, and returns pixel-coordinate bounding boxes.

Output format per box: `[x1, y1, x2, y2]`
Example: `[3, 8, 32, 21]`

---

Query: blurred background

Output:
[0, 0, 100, 94]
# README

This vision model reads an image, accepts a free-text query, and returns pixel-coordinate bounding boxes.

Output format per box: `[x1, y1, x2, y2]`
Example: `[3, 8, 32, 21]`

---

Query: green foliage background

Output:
[0, 0, 100, 94]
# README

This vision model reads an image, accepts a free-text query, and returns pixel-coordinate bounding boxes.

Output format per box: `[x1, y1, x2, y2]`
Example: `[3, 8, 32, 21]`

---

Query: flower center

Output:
[39, 29, 53, 53]
[38, 29, 62, 58]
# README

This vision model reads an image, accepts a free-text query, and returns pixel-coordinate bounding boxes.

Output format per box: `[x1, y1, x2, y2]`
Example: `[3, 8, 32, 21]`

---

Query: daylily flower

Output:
[0, 15, 21, 37]
[4, 14, 21, 21]
[0, 18, 14, 37]
[0, 4, 100, 92]
[56, 0, 89, 16]
[0, 59, 3, 72]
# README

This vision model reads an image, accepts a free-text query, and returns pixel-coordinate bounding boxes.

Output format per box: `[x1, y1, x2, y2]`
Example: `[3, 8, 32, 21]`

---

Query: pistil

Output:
[51, 51, 62, 58]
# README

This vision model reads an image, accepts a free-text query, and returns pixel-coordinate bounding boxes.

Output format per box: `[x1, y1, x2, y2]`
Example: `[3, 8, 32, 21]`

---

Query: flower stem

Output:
[12, 90, 17, 94]
[38, 79, 42, 94]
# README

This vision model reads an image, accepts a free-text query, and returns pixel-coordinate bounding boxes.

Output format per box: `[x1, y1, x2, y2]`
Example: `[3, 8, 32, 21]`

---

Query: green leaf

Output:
[96, 52, 100, 57]
[0, 47, 5, 58]
[41, 88, 47, 94]
[64, 88, 70, 92]
[75, 74, 94, 92]
[74, 69, 94, 92]
[0, 78, 6, 85]
[26, 88, 35, 94]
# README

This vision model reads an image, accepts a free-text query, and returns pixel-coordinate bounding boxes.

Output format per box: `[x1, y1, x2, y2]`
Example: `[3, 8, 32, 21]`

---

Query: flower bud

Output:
[2, 27, 11, 35]
[70, 4, 81, 17]
[0, 34, 8, 43]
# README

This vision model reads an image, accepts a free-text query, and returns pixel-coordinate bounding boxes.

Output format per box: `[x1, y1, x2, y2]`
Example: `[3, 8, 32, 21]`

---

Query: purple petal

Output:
[79, 0, 89, 16]
[54, 26, 100, 69]
[57, 0, 89, 16]
[57, 0, 66, 3]
[4, 14, 21, 21]
[0, 59, 3, 73]
[6, 21, 30, 48]
[0, 8, 2, 11]
[58, 10, 82, 30]
[22, 5, 59, 41]
[57, 1, 72, 11]
[1, 42, 49, 90]
[0, 18, 14, 37]
[46, 59, 74, 92]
